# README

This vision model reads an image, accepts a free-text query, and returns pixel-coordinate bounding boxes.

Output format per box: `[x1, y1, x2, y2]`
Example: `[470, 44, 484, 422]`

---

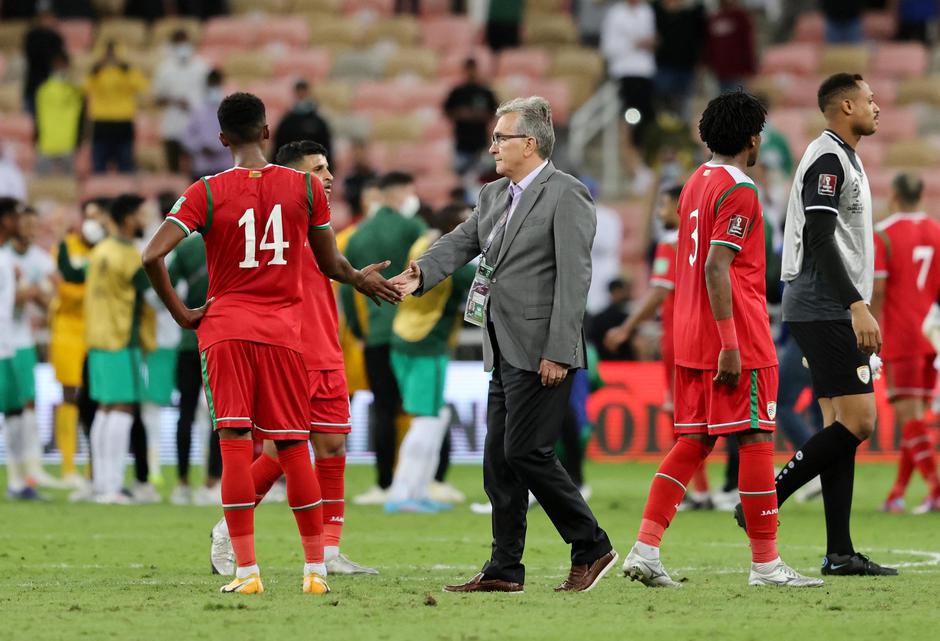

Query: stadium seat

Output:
[258, 17, 311, 48]
[438, 46, 496, 80]
[793, 12, 825, 43]
[331, 49, 387, 81]
[365, 16, 420, 47]
[415, 171, 459, 208]
[203, 16, 262, 48]
[551, 47, 604, 83]
[863, 11, 897, 40]
[872, 43, 929, 79]
[496, 48, 551, 79]
[326, 112, 370, 140]
[123, 49, 162, 77]
[95, 18, 148, 50]
[352, 80, 403, 112]
[522, 15, 578, 47]
[0, 81, 19, 113]
[273, 48, 332, 82]
[313, 80, 354, 112]
[0, 20, 28, 52]
[308, 17, 363, 50]
[857, 139, 886, 170]
[242, 79, 295, 114]
[290, 0, 343, 12]
[151, 17, 203, 47]
[528, 79, 572, 125]
[525, 0, 571, 15]
[370, 114, 424, 143]
[390, 140, 453, 174]
[0, 111, 33, 143]
[135, 143, 168, 172]
[897, 75, 940, 107]
[876, 106, 920, 142]
[776, 75, 824, 108]
[819, 45, 869, 76]
[343, 0, 394, 16]
[400, 80, 451, 111]
[418, 0, 452, 17]
[222, 50, 276, 83]
[420, 17, 481, 54]
[385, 47, 438, 79]
[27, 176, 79, 205]
[80, 174, 139, 199]
[886, 140, 937, 167]
[59, 20, 95, 53]
[759, 43, 819, 76]
[13, 141, 35, 172]
[133, 113, 161, 145]
[138, 173, 191, 198]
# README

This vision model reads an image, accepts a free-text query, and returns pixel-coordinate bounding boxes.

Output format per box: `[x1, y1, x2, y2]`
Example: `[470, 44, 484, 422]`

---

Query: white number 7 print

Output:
[914, 245, 933, 290]
[238, 204, 289, 269]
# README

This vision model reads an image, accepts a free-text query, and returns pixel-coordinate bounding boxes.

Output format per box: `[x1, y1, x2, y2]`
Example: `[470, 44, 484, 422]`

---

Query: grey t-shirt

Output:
[781, 130, 873, 322]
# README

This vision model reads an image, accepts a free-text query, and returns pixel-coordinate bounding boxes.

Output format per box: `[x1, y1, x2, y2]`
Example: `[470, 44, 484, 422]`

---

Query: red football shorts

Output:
[885, 355, 937, 401]
[674, 365, 778, 436]
[308, 368, 351, 434]
[200, 340, 309, 440]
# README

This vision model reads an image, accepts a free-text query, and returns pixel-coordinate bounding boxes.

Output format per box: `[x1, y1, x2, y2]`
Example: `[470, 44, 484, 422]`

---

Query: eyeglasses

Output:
[491, 133, 530, 146]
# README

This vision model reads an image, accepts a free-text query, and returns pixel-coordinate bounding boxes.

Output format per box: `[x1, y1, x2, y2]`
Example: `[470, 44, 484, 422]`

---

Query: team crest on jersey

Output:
[857, 365, 871, 384]
[767, 402, 777, 420]
[818, 174, 838, 196]
[169, 196, 186, 214]
[727, 215, 749, 238]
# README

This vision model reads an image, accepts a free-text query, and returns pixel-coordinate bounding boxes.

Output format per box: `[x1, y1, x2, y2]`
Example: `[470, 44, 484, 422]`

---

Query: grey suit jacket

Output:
[415, 161, 597, 373]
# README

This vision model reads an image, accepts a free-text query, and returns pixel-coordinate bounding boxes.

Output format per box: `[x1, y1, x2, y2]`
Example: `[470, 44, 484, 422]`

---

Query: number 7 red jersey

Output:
[673, 161, 776, 370]
[166, 164, 331, 353]
[874, 212, 940, 361]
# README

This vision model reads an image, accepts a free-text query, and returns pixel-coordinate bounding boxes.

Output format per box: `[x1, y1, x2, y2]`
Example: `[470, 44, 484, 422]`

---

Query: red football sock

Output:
[906, 419, 940, 495]
[316, 455, 346, 548]
[637, 437, 713, 547]
[250, 452, 283, 505]
[738, 441, 779, 563]
[691, 465, 710, 493]
[220, 439, 256, 568]
[888, 431, 915, 502]
[279, 442, 324, 565]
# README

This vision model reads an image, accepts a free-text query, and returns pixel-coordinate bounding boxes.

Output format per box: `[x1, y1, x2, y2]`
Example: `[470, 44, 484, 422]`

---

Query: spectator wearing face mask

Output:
[182, 69, 230, 181]
[152, 30, 209, 173]
[272, 80, 333, 161]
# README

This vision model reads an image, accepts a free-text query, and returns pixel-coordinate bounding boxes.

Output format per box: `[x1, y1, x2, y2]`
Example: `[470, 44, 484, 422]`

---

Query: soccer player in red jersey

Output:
[622, 91, 822, 588]
[605, 184, 712, 509]
[210, 140, 377, 576]
[870, 173, 940, 514]
[142, 93, 399, 595]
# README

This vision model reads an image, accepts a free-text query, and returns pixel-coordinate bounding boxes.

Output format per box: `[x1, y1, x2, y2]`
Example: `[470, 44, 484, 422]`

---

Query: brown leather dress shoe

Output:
[554, 550, 619, 593]
[443, 573, 524, 593]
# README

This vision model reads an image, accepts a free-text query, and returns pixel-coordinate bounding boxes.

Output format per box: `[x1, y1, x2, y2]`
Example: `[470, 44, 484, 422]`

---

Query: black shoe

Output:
[733, 503, 747, 532]
[821, 553, 899, 576]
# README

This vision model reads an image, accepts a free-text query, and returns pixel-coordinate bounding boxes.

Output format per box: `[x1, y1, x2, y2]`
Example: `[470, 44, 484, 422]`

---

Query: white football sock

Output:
[3, 414, 26, 492]
[21, 408, 45, 479]
[635, 541, 660, 560]
[107, 411, 134, 495]
[90, 411, 109, 495]
[414, 412, 450, 501]
[324, 545, 340, 561]
[236, 564, 260, 579]
[142, 402, 162, 480]
[304, 562, 327, 577]
[387, 416, 436, 502]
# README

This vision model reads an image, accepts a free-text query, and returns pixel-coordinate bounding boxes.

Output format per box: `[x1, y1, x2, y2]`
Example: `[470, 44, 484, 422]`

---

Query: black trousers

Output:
[363, 344, 402, 489]
[559, 406, 584, 488]
[175, 350, 222, 482]
[481, 324, 611, 584]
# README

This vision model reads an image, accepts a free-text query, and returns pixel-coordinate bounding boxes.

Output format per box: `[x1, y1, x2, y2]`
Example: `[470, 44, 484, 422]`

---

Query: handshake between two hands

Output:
[356, 260, 423, 305]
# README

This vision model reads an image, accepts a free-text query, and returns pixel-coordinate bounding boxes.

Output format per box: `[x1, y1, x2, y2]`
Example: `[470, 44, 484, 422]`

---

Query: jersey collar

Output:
[823, 129, 861, 173]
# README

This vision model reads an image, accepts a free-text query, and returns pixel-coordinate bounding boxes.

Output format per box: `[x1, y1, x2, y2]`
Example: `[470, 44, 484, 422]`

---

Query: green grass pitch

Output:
[1, 461, 937, 641]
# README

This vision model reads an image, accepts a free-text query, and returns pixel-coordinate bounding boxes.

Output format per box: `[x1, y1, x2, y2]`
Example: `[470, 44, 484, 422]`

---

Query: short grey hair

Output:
[495, 96, 555, 159]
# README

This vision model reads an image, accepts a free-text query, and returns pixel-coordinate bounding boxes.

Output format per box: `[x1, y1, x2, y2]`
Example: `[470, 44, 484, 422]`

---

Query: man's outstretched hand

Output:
[355, 260, 402, 305]
[389, 261, 422, 297]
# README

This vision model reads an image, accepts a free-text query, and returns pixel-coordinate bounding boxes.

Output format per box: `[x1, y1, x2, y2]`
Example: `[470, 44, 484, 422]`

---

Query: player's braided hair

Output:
[698, 90, 766, 158]
[217, 92, 266, 145]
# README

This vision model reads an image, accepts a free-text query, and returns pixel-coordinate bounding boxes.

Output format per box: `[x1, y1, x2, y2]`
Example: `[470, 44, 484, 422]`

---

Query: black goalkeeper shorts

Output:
[786, 319, 875, 399]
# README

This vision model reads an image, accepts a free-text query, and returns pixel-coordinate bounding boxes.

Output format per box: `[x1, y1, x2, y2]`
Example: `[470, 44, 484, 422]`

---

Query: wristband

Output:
[716, 317, 739, 350]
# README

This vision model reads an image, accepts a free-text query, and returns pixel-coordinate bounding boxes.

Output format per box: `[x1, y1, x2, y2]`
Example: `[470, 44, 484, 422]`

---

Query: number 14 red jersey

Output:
[167, 164, 331, 354]
[673, 162, 776, 370]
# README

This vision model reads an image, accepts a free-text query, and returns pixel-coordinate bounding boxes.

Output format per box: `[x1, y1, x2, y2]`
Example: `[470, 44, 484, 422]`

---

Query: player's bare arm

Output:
[142, 221, 212, 330]
[307, 225, 401, 305]
[604, 286, 667, 353]
[704, 244, 740, 387]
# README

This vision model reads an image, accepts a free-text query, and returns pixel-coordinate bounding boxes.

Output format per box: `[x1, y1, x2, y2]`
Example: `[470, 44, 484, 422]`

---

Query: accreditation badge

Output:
[464, 260, 495, 327]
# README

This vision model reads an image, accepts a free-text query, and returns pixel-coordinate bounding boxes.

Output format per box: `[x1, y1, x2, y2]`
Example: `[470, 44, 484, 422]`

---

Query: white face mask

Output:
[173, 43, 193, 61]
[399, 194, 420, 218]
[81, 218, 106, 245]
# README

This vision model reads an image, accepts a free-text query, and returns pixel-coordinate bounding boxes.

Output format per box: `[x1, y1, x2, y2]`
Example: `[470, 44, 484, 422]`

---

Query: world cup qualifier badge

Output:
[818, 173, 838, 196]
[727, 214, 749, 238]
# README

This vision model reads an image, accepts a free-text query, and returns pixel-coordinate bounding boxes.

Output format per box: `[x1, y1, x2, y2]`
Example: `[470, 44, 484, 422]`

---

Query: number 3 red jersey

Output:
[167, 164, 331, 353]
[673, 162, 776, 370]
[874, 213, 940, 361]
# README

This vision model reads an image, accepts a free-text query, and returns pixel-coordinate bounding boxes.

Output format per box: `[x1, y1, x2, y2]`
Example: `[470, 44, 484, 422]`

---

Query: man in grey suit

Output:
[392, 96, 617, 593]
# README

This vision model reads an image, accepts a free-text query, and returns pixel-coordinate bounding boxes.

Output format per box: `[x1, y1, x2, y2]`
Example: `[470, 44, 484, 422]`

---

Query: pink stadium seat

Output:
[134, 114, 161, 145]
[421, 17, 481, 53]
[401, 81, 451, 111]
[59, 19, 94, 53]
[419, 0, 452, 17]
[14, 142, 35, 172]
[258, 17, 311, 48]
[0, 112, 33, 143]
[415, 172, 459, 208]
[353, 81, 406, 112]
[496, 48, 551, 79]
[343, 0, 394, 16]
[138, 173, 190, 199]
[275, 49, 332, 81]
[243, 80, 295, 114]
[777, 75, 823, 108]
[920, 170, 940, 198]
[872, 43, 928, 79]
[793, 12, 824, 43]
[80, 175, 139, 200]
[759, 43, 819, 76]
[527, 79, 571, 125]
[857, 139, 886, 170]
[393, 141, 453, 174]
[875, 106, 919, 142]
[196, 45, 242, 68]
[868, 172, 892, 200]
[203, 16, 261, 48]
[863, 11, 897, 40]
[869, 77, 897, 106]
